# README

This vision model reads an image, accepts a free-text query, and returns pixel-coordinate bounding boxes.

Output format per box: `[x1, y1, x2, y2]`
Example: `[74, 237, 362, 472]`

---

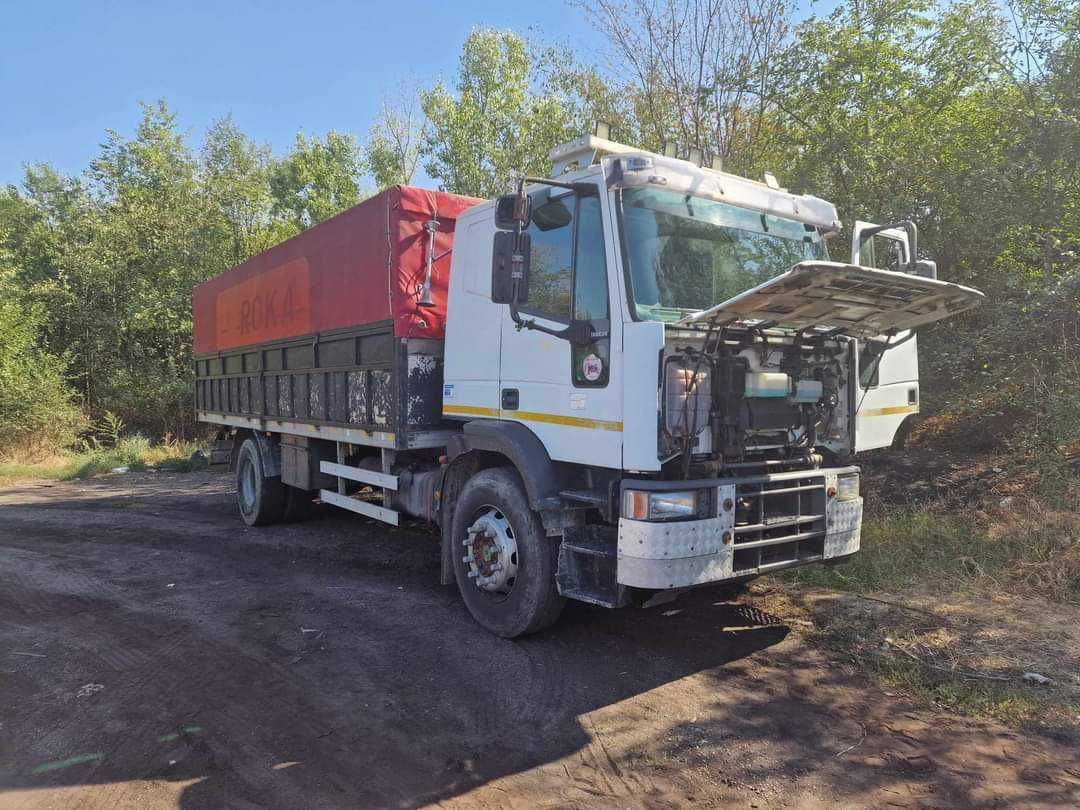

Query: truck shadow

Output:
[2, 481, 1075, 807]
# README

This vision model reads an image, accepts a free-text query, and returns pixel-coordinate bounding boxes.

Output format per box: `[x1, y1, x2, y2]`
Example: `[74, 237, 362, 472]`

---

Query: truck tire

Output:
[236, 437, 286, 526]
[451, 467, 565, 638]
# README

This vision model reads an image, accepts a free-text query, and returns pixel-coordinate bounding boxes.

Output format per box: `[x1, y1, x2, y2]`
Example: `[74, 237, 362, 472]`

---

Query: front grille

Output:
[731, 474, 827, 574]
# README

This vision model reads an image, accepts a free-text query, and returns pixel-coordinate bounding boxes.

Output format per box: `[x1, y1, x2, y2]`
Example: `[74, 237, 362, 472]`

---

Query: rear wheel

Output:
[451, 467, 564, 638]
[236, 438, 286, 526]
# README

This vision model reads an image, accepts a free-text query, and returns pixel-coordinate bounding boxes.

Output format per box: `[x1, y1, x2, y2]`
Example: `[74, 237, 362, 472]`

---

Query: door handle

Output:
[501, 388, 519, 410]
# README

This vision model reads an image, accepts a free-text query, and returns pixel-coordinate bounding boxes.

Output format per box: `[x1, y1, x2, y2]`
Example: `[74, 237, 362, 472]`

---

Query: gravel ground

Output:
[1, 471, 1077, 808]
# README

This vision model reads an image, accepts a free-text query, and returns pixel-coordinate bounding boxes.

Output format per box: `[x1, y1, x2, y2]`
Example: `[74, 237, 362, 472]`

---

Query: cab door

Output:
[851, 221, 920, 451]
[855, 334, 920, 451]
[498, 185, 622, 468]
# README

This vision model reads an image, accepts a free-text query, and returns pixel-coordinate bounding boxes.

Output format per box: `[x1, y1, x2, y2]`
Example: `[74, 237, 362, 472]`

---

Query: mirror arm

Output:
[508, 283, 594, 346]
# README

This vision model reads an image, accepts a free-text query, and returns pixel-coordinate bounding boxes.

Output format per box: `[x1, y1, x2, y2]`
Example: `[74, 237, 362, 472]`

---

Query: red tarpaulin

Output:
[193, 186, 481, 356]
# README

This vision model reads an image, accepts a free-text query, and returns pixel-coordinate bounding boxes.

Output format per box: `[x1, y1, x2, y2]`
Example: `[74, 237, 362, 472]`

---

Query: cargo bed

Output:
[193, 185, 480, 450]
[195, 326, 450, 450]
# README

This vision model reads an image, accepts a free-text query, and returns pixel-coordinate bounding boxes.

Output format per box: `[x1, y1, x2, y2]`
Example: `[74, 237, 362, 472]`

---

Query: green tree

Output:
[270, 131, 364, 228]
[365, 87, 425, 189]
[421, 29, 572, 197]
[0, 272, 83, 456]
[201, 116, 276, 263]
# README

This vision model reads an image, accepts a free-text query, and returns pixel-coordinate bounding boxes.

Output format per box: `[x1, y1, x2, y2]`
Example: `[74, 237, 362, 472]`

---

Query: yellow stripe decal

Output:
[443, 404, 623, 432]
[442, 404, 500, 418]
[514, 410, 624, 432]
[861, 404, 919, 417]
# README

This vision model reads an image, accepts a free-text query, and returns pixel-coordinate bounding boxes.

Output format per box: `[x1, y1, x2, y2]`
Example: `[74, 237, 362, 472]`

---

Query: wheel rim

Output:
[462, 506, 519, 597]
[239, 455, 257, 513]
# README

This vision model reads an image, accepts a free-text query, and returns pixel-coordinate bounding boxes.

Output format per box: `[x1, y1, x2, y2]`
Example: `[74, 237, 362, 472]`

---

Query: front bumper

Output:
[617, 467, 862, 589]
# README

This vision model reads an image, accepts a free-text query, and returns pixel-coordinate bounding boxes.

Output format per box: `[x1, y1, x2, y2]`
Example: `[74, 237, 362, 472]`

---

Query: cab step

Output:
[556, 525, 628, 608]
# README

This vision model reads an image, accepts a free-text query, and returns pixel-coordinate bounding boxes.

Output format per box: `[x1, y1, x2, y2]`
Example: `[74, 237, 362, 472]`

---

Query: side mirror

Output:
[914, 259, 937, 280]
[495, 193, 531, 230]
[491, 230, 530, 304]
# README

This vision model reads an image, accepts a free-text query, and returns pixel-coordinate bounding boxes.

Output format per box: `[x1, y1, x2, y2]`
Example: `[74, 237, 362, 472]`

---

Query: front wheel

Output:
[451, 467, 565, 638]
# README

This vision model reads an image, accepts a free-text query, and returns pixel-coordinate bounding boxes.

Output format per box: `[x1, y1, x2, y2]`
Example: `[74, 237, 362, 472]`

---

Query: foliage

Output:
[578, 0, 793, 174]
[420, 29, 573, 197]
[0, 103, 370, 440]
[787, 503, 1079, 602]
[366, 86, 426, 189]
[0, 435, 204, 485]
[269, 130, 365, 229]
[0, 274, 84, 457]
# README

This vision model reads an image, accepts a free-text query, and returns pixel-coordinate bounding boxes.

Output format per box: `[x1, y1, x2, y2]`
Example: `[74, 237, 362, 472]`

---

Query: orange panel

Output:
[214, 258, 312, 351]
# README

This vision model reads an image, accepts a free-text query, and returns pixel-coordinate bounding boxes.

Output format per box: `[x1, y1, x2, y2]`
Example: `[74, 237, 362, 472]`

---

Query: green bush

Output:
[0, 286, 85, 457]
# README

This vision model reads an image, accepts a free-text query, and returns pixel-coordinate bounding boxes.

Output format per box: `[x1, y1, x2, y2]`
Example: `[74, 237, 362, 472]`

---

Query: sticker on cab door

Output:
[582, 353, 603, 382]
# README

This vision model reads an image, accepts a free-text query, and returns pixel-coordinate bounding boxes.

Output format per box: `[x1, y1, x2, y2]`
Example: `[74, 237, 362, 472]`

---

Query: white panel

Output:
[617, 553, 734, 590]
[617, 484, 737, 588]
[824, 487, 862, 558]
[675, 262, 984, 338]
[620, 321, 664, 471]
[443, 211, 501, 415]
[196, 412, 395, 448]
[320, 461, 397, 490]
[855, 335, 919, 452]
[319, 489, 399, 526]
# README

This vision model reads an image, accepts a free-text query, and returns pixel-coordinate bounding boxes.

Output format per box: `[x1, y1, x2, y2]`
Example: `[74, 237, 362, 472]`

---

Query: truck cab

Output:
[438, 135, 982, 630]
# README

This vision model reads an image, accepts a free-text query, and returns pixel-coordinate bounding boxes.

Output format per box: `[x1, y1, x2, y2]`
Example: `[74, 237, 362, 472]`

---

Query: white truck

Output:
[194, 133, 983, 637]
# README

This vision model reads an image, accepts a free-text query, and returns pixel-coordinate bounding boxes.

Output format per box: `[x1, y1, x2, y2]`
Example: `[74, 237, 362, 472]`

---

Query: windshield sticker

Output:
[582, 354, 603, 382]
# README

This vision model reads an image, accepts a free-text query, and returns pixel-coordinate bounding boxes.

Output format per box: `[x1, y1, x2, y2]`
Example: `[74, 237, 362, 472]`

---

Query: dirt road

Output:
[1, 472, 1077, 808]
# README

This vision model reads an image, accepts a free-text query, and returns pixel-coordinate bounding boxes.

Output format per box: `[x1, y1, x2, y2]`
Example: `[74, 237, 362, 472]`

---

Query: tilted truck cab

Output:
[194, 134, 983, 637]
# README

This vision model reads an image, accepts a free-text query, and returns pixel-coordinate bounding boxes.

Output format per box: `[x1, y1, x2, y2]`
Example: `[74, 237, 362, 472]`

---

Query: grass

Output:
[785, 500, 1079, 603]
[871, 653, 1079, 733]
[0, 436, 205, 487]
[775, 444, 1080, 737]
[771, 584, 1080, 738]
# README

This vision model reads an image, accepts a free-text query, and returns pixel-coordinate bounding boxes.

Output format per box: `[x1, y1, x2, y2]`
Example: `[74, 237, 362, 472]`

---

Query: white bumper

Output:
[617, 468, 862, 590]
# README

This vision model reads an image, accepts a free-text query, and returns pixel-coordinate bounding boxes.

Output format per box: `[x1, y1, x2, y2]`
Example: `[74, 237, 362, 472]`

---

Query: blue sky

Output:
[0, 1, 602, 186]
[0, 0, 829, 188]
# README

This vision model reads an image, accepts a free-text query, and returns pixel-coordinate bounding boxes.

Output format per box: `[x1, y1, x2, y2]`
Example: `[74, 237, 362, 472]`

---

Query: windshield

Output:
[618, 187, 828, 322]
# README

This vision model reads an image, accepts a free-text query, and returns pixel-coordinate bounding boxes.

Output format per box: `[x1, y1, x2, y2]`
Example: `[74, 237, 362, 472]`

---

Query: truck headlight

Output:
[623, 489, 701, 521]
[835, 473, 860, 502]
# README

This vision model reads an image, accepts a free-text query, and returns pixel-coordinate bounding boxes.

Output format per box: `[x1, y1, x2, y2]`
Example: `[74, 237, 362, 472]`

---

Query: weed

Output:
[0, 435, 204, 486]
[785, 503, 1079, 602]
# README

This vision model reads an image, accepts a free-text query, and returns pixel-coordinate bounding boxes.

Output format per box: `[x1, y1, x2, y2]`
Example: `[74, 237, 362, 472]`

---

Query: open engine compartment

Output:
[660, 325, 852, 470]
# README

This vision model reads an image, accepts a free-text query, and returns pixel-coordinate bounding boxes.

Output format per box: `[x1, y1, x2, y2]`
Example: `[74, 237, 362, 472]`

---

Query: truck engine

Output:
[660, 326, 850, 471]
